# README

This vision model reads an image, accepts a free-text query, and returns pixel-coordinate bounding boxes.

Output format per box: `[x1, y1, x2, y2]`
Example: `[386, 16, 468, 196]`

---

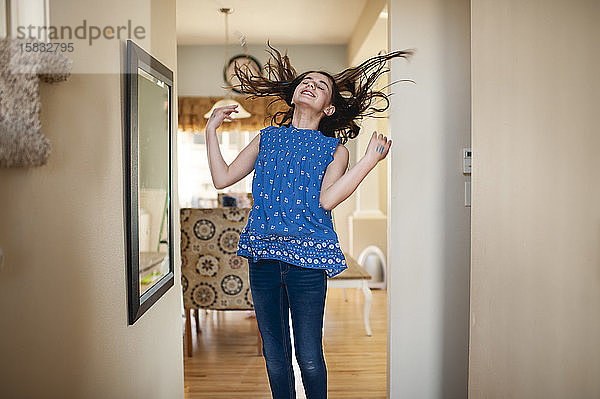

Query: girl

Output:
[205, 43, 412, 399]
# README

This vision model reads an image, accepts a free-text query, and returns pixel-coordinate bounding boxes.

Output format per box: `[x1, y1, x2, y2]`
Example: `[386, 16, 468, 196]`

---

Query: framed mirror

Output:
[125, 40, 175, 325]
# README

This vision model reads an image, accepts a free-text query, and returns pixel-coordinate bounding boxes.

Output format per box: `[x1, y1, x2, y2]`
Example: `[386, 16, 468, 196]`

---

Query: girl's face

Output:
[291, 72, 335, 116]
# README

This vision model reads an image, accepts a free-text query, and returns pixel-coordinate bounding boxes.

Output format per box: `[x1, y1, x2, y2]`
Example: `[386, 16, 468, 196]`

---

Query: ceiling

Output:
[176, 0, 368, 45]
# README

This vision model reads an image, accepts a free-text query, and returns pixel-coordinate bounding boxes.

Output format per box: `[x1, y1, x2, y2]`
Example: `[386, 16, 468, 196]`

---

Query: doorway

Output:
[176, 0, 393, 397]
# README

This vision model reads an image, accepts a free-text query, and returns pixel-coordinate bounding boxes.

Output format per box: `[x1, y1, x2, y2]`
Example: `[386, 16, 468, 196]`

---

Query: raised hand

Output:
[206, 104, 239, 132]
[364, 131, 392, 165]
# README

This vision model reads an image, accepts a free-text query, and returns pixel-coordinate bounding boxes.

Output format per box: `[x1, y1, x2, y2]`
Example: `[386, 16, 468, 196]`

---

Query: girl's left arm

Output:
[319, 131, 392, 211]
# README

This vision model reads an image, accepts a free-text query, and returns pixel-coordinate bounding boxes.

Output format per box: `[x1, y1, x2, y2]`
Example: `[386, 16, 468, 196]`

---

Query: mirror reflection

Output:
[137, 67, 170, 296]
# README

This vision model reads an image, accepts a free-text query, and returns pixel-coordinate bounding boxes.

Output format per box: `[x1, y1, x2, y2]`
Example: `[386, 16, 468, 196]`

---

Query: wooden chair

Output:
[180, 207, 261, 357]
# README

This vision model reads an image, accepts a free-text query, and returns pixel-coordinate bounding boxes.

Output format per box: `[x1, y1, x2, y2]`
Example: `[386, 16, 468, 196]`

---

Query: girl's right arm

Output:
[205, 104, 261, 190]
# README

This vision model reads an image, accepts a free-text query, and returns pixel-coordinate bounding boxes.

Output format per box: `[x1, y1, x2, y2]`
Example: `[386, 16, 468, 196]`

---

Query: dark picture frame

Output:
[125, 39, 175, 325]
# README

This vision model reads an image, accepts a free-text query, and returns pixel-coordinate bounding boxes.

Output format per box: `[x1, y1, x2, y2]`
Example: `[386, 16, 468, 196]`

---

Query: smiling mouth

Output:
[301, 90, 316, 98]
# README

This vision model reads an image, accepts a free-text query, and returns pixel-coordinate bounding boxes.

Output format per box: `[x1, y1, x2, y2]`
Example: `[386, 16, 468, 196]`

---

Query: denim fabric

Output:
[249, 258, 328, 399]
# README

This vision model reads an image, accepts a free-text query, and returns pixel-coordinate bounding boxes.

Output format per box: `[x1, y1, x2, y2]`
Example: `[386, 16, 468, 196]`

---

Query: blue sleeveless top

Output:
[236, 124, 347, 277]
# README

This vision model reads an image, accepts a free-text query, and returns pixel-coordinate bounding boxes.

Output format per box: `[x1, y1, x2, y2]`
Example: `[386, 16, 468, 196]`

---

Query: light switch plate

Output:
[463, 147, 472, 174]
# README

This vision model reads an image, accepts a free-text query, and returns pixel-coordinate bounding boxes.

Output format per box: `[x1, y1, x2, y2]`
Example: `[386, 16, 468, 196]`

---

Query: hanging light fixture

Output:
[204, 8, 251, 120]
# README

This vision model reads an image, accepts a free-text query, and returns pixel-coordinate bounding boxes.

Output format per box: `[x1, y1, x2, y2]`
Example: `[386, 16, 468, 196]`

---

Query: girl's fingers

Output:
[377, 140, 391, 155]
[370, 131, 394, 158]
[215, 105, 238, 115]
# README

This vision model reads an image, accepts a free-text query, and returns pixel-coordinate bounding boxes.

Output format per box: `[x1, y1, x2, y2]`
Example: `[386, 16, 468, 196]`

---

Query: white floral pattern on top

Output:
[236, 124, 347, 278]
[237, 231, 347, 278]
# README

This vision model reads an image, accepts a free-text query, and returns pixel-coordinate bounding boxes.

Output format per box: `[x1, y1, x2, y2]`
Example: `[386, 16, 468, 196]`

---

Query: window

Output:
[177, 128, 258, 208]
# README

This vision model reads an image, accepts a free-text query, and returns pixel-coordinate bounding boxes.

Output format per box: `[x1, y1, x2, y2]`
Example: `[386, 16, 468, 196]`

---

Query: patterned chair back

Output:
[180, 207, 254, 310]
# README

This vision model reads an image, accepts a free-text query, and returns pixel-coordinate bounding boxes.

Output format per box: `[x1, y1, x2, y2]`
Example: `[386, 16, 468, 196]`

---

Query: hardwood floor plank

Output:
[184, 288, 387, 398]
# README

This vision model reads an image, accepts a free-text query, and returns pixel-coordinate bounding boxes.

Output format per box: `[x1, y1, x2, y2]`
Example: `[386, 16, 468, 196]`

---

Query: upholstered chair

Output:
[180, 207, 260, 357]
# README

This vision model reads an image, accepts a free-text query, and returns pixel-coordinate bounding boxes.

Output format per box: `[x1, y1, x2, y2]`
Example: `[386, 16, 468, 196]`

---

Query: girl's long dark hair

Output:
[232, 41, 414, 144]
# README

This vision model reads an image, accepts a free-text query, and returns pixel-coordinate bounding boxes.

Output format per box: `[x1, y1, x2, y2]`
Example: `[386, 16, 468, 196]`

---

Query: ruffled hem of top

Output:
[236, 230, 348, 278]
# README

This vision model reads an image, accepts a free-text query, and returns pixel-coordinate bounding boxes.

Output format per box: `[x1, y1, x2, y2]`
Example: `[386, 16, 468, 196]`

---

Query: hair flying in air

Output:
[232, 41, 415, 144]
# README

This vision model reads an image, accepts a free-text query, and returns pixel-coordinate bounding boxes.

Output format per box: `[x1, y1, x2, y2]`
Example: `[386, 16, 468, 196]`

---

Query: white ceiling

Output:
[176, 0, 368, 45]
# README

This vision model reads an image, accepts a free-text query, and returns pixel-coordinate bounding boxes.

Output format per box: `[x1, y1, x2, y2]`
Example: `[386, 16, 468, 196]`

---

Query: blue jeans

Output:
[249, 258, 328, 399]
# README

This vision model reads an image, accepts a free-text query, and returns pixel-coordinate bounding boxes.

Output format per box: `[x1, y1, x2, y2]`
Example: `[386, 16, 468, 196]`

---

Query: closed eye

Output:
[303, 76, 329, 92]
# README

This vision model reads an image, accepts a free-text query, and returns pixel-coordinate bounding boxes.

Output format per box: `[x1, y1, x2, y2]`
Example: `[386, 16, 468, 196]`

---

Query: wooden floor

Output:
[183, 288, 387, 399]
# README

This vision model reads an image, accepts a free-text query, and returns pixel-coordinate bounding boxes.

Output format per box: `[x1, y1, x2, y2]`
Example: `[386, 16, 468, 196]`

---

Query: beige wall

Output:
[469, 0, 600, 397]
[339, 0, 390, 260]
[388, 0, 472, 397]
[0, 0, 184, 398]
[348, 0, 386, 64]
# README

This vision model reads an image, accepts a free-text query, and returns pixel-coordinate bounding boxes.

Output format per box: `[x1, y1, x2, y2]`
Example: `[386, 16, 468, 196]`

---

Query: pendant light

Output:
[204, 8, 251, 120]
